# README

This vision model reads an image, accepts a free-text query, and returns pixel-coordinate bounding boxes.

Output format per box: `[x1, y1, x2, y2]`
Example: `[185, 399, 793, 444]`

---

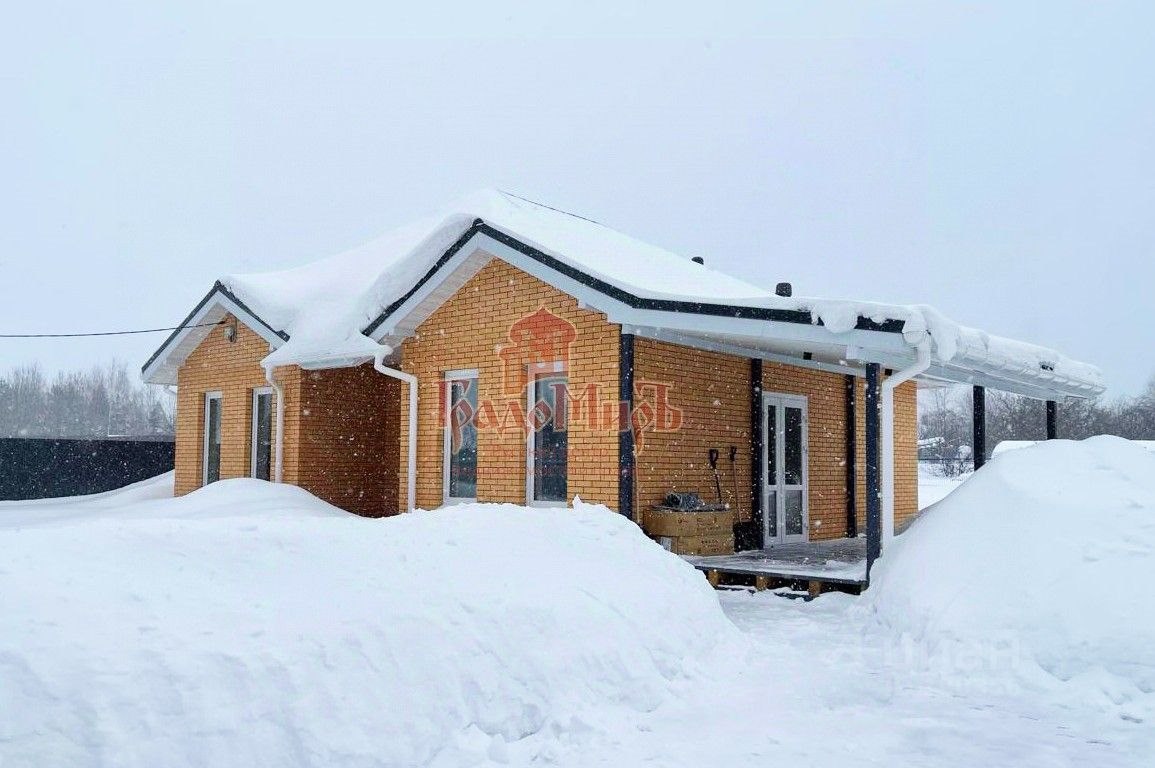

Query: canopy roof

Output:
[143, 190, 1104, 400]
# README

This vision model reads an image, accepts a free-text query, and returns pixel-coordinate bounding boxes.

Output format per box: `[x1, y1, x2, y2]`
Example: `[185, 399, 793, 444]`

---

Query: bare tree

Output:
[919, 373, 1155, 469]
[0, 361, 174, 438]
[918, 386, 973, 476]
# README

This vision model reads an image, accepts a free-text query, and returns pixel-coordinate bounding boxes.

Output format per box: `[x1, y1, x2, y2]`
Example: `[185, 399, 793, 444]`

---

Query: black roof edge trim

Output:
[363, 221, 486, 337]
[361, 220, 907, 338]
[140, 281, 290, 376]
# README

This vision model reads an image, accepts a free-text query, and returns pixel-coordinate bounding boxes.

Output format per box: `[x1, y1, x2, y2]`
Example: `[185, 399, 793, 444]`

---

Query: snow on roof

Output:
[228, 190, 778, 367]
[153, 189, 1103, 394]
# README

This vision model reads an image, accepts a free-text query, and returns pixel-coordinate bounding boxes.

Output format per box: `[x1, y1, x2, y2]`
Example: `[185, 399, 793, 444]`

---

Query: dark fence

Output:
[0, 437, 174, 501]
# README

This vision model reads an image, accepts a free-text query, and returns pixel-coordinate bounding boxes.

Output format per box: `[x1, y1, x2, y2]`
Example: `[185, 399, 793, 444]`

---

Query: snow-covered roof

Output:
[142, 189, 1105, 399]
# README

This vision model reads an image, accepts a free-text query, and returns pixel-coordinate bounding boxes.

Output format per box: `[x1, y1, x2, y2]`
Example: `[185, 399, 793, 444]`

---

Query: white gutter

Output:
[881, 337, 932, 544]
[262, 364, 285, 483]
[373, 348, 417, 513]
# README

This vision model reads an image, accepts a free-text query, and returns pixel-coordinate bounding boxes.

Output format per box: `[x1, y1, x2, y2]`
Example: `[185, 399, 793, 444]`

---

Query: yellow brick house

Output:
[142, 190, 1103, 580]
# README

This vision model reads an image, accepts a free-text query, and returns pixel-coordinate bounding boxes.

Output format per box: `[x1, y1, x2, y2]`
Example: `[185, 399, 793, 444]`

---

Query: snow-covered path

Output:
[548, 590, 1145, 768]
[576, 442, 1155, 768]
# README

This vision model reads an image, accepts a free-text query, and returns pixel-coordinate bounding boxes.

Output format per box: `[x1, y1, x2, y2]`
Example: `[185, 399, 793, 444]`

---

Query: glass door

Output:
[762, 393, 808, 545]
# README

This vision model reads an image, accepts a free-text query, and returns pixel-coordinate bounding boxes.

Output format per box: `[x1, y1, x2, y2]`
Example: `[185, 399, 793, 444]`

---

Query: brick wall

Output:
[761, 362, 854, 541]
[174, 316, 401, 516]
[173, 296, 919, 534]
[629, 342, 860, 542]
[398, 257, 620, 510]
[850, 376, 919, 534]
[893, 379, 919, 530]
[632, 338, 753, 518]
[174, 316, 289, 495]
[630, 345, 920, 542]
[761, 365, 919, 540]
[297, 365, 400, 516]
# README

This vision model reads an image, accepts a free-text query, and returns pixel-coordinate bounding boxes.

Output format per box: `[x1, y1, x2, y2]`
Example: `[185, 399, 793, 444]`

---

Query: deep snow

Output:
[0, 480, 738, 767]
[869, 436, 1155, 723]
[994, 438, 1155, 457]
[2, 440, 1152, 767]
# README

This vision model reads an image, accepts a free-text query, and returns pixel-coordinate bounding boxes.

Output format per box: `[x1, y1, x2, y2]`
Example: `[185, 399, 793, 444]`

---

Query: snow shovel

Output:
[728, 445, 743, 521]
[707, 448, 724, 507]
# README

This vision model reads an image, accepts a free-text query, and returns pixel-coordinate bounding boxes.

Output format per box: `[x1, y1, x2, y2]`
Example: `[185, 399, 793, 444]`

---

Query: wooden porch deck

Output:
[684, 537, 868, 593]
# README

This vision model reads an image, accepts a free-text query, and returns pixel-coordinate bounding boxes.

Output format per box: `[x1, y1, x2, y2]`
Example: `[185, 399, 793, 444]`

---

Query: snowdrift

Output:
[0, 481, 738, 767]
[867, 436, 1155, 713]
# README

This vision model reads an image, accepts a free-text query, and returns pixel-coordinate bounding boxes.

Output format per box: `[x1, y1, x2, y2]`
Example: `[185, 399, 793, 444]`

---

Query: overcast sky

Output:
[1, 2, 1152, 396]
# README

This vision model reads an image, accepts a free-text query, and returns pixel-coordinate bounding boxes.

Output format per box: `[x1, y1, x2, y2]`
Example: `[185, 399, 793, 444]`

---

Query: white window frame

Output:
[202, 391, 223, 486]
[250, 386, 274, 479]
[525, 361, 569, 507]
[443, 369, 479, 504]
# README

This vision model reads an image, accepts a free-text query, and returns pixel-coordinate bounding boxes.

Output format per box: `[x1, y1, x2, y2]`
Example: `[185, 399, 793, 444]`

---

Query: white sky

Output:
[1, 1, 1152, 396]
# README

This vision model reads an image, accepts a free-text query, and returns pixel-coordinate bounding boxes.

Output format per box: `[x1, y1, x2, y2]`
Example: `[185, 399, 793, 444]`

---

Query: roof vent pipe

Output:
[691, 256, 705, 265]
[775, 282, 792, 297]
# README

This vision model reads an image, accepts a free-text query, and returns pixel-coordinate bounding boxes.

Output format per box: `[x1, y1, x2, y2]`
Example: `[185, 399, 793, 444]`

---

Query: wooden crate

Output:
[658, 533, 735, 556]
[643, 508, 734, 537]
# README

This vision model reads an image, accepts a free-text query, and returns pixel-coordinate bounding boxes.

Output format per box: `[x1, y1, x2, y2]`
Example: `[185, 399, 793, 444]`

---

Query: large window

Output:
[251, 387, 274, 481]
[443, 370, 478, 502]
[527, 365, 568, 505]
[202, 391, 222, 486]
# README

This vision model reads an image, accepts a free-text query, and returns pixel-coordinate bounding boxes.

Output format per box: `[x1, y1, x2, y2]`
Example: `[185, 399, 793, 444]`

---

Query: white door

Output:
[762, 393, 809, 545]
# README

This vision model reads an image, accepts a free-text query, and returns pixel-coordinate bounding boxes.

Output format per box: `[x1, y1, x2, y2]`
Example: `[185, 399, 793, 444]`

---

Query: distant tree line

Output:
[919, 376, 1155, 474]
[0, 363, 174, 439]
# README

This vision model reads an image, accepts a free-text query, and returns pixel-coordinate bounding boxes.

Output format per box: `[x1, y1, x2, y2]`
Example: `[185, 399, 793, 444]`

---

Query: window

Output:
[251, 387, 274, 481]
[202, 392, 222, 485]
[527, 364, 568, 505]
[443, 370, 478, 502]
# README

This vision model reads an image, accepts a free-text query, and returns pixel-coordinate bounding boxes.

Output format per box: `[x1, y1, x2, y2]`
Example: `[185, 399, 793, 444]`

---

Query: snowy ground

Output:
[637, 590, 1146, 768]
[918, 462, 970, 510]
[2, 439, 1151, 767]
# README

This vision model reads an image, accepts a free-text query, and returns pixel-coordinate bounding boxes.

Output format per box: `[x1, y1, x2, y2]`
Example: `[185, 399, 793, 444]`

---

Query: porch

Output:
[684, 537, 868, 594]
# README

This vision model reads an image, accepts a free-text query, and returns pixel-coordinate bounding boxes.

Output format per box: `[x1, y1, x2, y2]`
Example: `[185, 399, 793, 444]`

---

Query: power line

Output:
[0, 321, 222, 339]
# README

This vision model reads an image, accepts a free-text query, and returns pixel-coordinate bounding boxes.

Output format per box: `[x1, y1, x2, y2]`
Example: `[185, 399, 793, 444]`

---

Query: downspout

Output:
[881, 336, 931, 545]
[262, 363, 285, 483]
[373, 347, 417, 513]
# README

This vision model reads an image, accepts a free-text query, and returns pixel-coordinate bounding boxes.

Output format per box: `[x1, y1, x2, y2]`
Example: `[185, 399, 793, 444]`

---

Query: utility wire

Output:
[0, 321, 222, 339]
